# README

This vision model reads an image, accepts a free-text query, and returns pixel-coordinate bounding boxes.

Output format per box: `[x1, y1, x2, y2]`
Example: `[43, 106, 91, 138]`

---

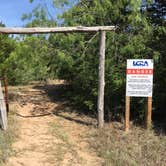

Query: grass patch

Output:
[0, 107, 18, 165]
[89, 123, 166, 166]
[50, 122, 69, 142]
[49, 121, 84, 165]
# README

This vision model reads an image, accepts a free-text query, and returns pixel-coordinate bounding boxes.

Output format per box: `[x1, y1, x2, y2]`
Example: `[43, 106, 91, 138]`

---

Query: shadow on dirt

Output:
[34, 83, 97, 127]
[16, 113, 51, 118]
[34, 84, 68, 103]
[53, 108, 94, 126]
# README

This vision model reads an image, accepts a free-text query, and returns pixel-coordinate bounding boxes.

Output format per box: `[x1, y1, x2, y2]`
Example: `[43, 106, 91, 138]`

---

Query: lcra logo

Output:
[133, 60, 148, 66]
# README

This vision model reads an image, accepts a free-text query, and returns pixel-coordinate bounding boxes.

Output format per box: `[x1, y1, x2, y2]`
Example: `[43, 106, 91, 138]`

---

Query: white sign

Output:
[0, 81, 7, 130]
[126, 59, 153, 97]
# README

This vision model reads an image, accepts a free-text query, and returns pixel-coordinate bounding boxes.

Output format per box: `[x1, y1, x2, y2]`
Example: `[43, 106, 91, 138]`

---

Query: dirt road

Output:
[6, 82, 102, 166]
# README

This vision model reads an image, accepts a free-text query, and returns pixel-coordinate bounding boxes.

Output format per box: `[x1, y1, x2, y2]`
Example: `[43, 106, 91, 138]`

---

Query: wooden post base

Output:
[146, 97, 152, 129]
[125, 96, 130, 132]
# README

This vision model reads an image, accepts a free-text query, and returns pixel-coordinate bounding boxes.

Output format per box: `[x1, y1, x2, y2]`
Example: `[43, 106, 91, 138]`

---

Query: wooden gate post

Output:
[97, 31, 106, 128]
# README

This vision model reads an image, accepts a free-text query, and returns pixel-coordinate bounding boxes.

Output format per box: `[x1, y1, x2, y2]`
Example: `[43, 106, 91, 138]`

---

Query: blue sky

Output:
[0, 0, 59, 27]
[0, 0, 39, 26]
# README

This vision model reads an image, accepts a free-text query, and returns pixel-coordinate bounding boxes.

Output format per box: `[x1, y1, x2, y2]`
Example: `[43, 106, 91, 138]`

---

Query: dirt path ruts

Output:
[6, 84, 102, 166]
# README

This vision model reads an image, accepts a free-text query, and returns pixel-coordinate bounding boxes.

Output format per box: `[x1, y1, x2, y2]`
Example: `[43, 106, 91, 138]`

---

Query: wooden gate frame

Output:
[0, 26, 116, 128]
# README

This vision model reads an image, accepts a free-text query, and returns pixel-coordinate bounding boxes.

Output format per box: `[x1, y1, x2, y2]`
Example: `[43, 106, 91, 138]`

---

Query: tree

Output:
[57, 0, 154, 115]
[144, 0, 166, 118]
[4, 36, 50, 84]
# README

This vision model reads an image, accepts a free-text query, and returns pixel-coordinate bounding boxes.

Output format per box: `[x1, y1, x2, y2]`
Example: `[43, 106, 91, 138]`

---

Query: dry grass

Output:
[88, 122, 166, 166]
[0, 107, 18, 166]
[48, 121, 84, 165]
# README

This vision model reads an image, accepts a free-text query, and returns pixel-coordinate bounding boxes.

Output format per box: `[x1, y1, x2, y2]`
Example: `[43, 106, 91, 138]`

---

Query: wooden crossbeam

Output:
[0, 26, 116, 34]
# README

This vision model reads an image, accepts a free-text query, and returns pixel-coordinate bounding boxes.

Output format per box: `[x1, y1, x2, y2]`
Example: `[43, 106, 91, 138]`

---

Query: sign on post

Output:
[125, 59, 153, 131]
[0, 81, 7, 130]
[126, 59, 153, 97]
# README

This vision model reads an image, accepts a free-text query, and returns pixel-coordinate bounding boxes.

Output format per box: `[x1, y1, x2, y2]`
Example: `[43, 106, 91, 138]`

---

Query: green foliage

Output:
[56, 0, 165, 120]
[0, 0, 165, 122]
[56, 0, 153, 114]
[53, 0, 70, 8]
[3, 36, 51, 84]
[22, 5, 56, 27]
[0, 36, 16, 76]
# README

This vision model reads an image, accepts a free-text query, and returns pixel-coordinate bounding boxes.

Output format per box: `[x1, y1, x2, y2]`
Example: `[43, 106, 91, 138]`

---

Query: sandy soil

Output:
[6, 83, 102, 166]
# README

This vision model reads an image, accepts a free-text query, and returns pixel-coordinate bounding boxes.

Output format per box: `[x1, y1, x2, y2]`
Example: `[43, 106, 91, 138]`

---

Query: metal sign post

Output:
[125, 59, 154, 131]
